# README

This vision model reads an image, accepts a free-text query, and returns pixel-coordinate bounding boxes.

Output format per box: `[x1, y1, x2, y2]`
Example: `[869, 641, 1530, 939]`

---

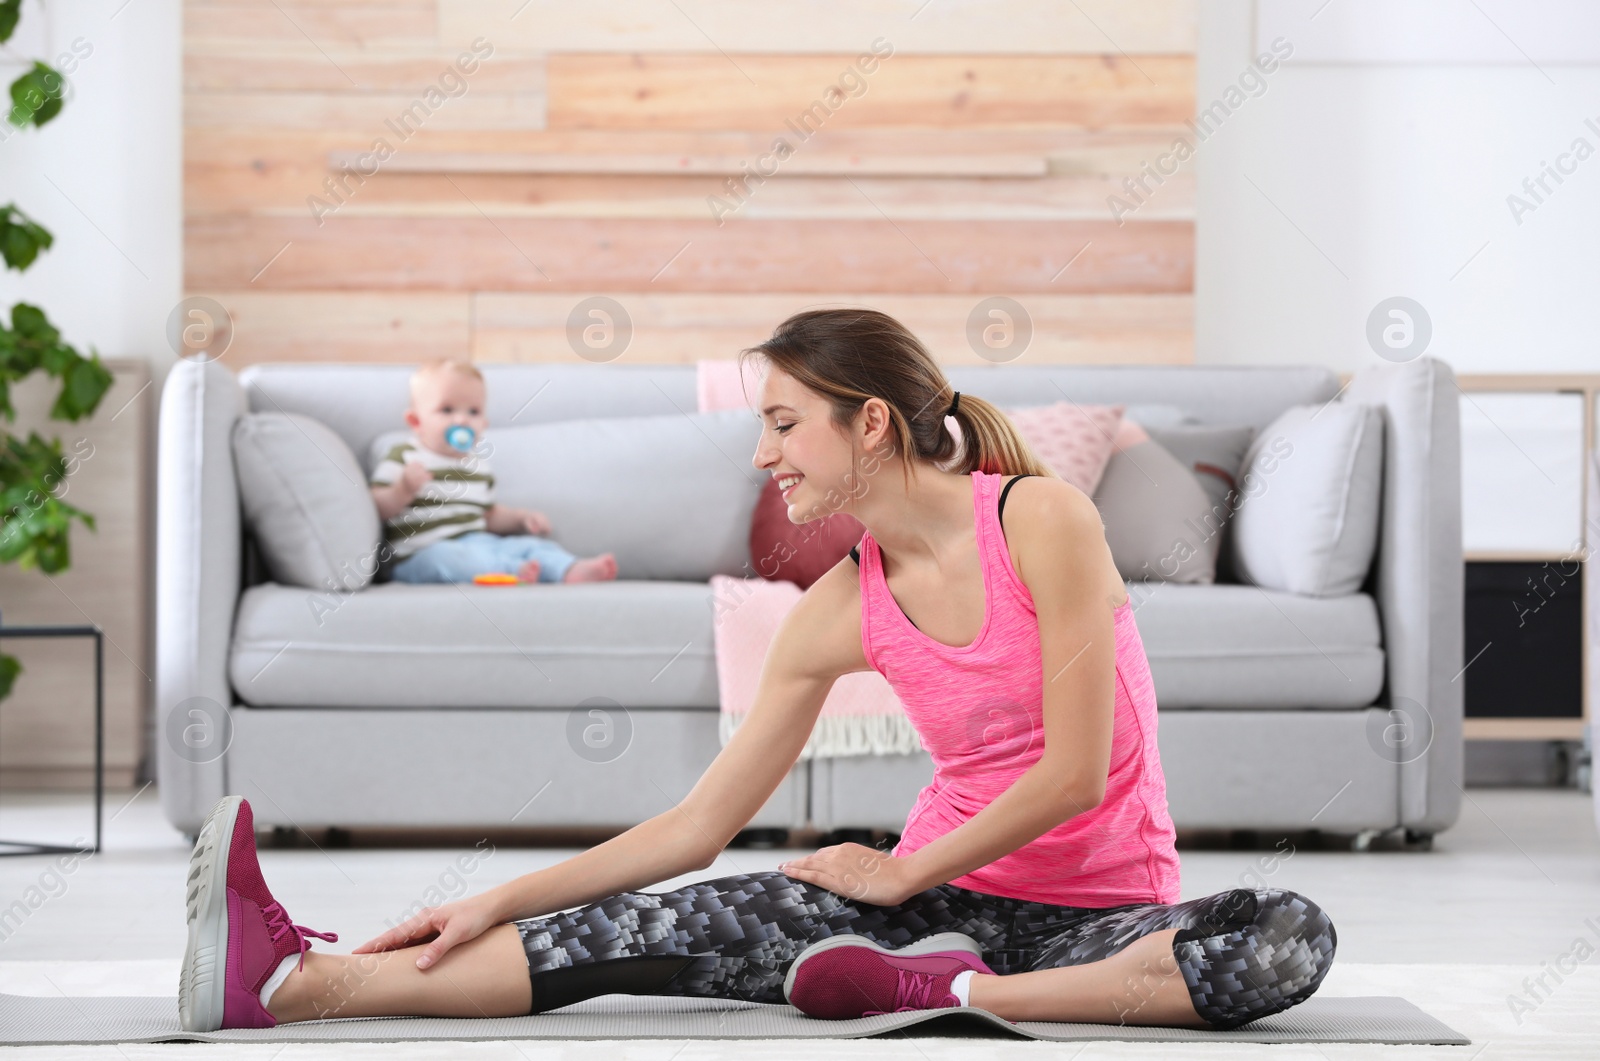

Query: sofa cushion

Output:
[1123, 403, 1201, 430]
[1146, 424, 1257, 582]
[367, 409, 765, 582]
[231, 578, 1381, 712]
[231, 581, 719, 709]
[1229, 401, 1384, 597]
[1002, 401, 1124, 494]
[1127, 582, 1384, 709]
[232, 412, 381, 591]
[1093, 428, 1219, 583]
[748, 475, 865, 590]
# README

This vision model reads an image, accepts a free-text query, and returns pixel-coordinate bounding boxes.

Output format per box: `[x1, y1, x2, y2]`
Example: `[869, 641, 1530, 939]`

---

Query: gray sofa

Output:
[157, 357, 1464, 844]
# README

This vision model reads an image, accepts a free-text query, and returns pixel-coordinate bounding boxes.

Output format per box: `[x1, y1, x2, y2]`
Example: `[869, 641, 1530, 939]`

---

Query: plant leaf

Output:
[8, 62, 66, 129]
[0, 203, 53, 272]
[0, 1, 20, 45]
[0, 653, 20, 700]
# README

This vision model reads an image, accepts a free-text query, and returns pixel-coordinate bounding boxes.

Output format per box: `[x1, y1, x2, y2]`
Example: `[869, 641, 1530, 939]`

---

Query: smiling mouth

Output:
[777, 474, 803, 497]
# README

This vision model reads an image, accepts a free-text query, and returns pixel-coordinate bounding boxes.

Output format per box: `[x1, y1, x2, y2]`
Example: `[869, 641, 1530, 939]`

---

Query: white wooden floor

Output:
[2, 785, 1597, 1058]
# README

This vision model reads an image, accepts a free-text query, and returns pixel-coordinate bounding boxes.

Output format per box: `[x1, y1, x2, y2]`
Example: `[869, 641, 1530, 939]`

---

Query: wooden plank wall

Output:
[184, 1, 1195, 367]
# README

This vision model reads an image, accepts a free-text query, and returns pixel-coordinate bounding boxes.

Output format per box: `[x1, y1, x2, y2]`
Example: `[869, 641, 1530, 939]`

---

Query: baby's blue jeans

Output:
[390, 531, 577, 584]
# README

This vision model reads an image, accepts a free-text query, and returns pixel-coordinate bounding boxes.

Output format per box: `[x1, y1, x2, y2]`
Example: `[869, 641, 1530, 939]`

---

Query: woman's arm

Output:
[876, 479, 1122, 894]
[477, 564, 867, 923]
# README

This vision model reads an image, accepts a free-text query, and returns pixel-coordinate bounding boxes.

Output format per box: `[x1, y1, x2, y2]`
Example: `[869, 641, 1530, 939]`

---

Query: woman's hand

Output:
[351, 894, 501, 970]
[778, 844, 924, 907]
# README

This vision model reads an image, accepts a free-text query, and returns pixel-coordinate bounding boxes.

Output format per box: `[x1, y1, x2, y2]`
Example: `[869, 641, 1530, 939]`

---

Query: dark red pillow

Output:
[748, 477, 866, 590]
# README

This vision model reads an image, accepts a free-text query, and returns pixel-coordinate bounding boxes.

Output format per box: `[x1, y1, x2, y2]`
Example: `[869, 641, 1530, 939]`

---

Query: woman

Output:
[179, 309, 1335, 1032]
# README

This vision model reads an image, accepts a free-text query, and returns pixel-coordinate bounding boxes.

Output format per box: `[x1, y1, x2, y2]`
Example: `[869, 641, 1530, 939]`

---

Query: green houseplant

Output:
[0, 2, 115, 697]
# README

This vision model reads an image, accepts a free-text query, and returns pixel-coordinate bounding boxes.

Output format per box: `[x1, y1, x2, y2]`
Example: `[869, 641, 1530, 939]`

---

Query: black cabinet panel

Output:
[1463, 561, 1583, 719]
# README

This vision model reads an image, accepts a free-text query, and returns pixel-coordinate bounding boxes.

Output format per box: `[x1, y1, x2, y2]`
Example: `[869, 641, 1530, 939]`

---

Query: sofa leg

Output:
[1402, 829, 1435, 851]
[1351, 828, 1382, 851]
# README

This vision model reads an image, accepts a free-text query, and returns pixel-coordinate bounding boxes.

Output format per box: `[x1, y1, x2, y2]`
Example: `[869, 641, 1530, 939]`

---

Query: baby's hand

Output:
[400, 461, 433, 494]
[523, 510, 551, 535]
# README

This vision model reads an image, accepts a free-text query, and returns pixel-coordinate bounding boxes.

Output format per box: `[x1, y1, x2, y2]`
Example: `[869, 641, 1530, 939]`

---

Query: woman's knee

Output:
[1172, 887, 1336, 1030]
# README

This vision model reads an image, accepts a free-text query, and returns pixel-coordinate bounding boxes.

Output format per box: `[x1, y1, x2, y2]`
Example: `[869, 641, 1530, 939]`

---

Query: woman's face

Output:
[752, 368, 868, 522]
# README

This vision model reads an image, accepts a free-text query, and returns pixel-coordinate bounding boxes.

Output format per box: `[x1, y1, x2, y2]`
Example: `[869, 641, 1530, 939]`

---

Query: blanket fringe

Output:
[719, 710, 925, 759]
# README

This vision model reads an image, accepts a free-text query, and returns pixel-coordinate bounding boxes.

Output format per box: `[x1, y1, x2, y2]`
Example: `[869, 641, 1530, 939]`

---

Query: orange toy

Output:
[472, 573, 521, 586]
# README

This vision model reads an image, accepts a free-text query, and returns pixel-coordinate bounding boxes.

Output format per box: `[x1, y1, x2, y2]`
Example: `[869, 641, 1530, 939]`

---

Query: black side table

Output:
[0, 623, 104, 856]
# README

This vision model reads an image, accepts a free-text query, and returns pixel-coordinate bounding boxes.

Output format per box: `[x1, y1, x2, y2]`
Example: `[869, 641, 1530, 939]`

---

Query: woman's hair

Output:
[738, 308, 1056, 489]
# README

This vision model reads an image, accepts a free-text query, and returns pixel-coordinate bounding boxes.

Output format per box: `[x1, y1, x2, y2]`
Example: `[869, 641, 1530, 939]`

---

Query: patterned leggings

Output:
[512, 870, 1336, 1029]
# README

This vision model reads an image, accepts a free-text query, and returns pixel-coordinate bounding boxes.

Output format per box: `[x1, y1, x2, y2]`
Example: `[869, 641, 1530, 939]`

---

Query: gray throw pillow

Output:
[1146, 425, 1257, 582]
[1123, 403, 1202, 430]
[458, 409, 765, 582]
[1093, 438, 1219, 584]
[232, 412, 382, 591]
[1228, 402, 1384, 597]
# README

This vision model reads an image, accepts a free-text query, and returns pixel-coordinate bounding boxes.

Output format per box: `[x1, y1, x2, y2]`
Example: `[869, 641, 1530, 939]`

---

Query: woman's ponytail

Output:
[942, 391, 1055, 478]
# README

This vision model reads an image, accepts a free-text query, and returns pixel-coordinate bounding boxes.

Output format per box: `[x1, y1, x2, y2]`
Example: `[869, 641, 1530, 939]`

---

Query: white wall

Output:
[0, 0, 181, 373]
[1195, 0, 1600, 372]
[4, 2, 1593, 377]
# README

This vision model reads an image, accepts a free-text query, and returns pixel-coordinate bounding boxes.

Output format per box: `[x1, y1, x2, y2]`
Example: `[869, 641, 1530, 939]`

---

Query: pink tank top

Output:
[859, 470, 1181, 908]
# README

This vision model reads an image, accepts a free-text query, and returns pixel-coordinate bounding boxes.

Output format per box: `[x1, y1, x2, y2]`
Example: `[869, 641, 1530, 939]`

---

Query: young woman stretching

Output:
[179, 309, 1335, 1032]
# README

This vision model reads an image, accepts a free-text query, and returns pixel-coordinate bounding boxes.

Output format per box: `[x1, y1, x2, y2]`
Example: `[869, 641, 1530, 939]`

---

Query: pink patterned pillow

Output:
[1002, 402, 1125, 495]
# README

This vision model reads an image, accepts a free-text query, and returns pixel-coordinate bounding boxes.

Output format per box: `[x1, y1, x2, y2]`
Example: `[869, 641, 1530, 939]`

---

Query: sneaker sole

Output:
[782, 930, 987, 1005]
[179, 795, 242, 1033]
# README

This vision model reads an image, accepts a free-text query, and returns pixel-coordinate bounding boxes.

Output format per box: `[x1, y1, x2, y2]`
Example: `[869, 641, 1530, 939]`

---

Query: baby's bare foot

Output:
[563, 554, 617, 583]
[517, 558, 542, 582]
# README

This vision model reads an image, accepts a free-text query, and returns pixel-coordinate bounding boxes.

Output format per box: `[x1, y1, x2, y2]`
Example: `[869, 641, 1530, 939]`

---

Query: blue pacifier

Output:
[445, 424, 476, 452]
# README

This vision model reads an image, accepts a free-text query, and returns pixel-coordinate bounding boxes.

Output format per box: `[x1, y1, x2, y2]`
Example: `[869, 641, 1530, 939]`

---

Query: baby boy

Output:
[370, 359, 617, 585]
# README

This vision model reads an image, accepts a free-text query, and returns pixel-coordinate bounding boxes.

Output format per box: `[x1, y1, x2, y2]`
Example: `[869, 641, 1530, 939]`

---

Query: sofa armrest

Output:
[156, 359, 245, 834]
[1345, 355, 1464, 833]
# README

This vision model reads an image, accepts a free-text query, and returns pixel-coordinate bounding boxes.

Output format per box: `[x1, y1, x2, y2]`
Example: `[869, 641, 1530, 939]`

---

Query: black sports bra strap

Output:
[997, 473, 1038, 528]
[851, 473, 1036, 569]
[849, 474, 1036, 565]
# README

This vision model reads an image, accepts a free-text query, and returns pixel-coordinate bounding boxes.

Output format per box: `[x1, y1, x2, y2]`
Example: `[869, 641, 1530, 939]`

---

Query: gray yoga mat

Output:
[0, 992, 1468, 1045]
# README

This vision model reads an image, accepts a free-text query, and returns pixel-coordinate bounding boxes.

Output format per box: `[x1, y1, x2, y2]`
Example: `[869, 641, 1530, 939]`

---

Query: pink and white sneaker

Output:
[783, 931, 995, 1019]
[178, 795, 338, 1031]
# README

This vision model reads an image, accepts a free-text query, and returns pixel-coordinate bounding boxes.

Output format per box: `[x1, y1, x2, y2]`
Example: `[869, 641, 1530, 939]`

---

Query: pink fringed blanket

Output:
[696, 358, 1122, 757]
[709, 574, 925, 758]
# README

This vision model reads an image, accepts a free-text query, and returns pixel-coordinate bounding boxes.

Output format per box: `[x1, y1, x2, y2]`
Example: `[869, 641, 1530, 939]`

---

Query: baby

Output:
[370, 359, 618, 585]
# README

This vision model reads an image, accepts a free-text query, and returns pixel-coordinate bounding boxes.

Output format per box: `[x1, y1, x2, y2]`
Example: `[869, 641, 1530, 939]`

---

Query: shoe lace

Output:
[261, 899, 339, 973]
[863, 968, 951, 1016]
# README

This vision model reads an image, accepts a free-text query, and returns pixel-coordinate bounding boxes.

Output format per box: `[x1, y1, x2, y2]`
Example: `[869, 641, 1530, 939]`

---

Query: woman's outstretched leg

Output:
[264, 926, 531, 1022]
[181, 797, 1017, 1028]
[180, 796, 530, 1030]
